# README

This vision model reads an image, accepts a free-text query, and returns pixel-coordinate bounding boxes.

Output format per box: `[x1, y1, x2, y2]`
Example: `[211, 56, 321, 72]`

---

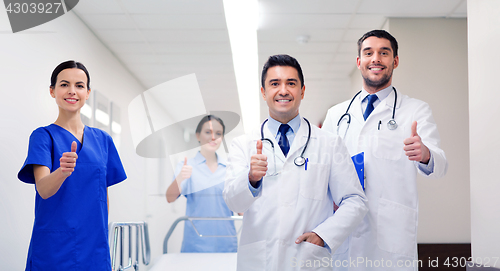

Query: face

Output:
[196, 120, 223, 153]
[357, 36, 399, 93]
[50, 68, 90, 113]
[261, 66, 305, 123]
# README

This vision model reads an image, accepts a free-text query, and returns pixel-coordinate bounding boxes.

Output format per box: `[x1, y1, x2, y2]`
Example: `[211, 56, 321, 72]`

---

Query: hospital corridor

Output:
[0, 0, 498, 270]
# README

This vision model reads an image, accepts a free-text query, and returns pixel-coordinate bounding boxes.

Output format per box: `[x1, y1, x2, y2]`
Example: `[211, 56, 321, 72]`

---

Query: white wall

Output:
[0, 9, 175, 270]
[468, 0, 500, 267]
[350, 18, 470, 243]
[391, 18, 470, 243]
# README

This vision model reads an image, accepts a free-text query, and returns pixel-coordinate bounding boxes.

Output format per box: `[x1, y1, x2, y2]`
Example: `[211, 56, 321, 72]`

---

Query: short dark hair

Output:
[357, 30, 398, 57]
[195, 115, 226, 135]
[261, 54, 304, 88]
[50, 60, 91, 90]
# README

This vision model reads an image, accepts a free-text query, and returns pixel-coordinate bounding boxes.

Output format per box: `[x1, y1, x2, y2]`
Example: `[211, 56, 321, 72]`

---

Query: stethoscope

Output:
[261, 117, 311, 170]
[337, 87, 398, 137]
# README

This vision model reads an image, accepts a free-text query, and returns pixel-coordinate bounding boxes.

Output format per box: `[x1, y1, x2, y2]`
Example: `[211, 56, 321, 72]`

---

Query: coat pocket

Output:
[31, 228, 77, 270]
[237, 240, 266, 271]
[295, 241, 332, 270]
[299, 163, 329, 200]
[332, 236, 349, 255]
[377, 198, 417, 257]
[373, 125, 405, 161]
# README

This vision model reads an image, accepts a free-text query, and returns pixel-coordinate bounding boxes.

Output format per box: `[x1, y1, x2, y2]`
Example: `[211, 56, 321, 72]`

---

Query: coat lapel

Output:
[287, 117, 309, 160]
[371, 87, 402, 119]
[351, 93, 365, 126]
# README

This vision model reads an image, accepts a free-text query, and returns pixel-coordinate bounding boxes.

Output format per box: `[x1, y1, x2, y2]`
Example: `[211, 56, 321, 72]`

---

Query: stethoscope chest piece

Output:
[387, 119, 398, 130]
[294, 156, 306, 166]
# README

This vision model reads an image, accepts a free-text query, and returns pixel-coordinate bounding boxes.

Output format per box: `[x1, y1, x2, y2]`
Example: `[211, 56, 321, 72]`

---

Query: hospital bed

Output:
[109, 221, 151, 271]
[149, 216, 242, 271]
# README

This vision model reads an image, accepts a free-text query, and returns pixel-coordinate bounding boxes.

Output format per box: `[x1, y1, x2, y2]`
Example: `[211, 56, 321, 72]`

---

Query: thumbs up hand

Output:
[60, 141, 78, 177]
[176, 157, 193, 182]
[403, 121, 430, 164]
[249, 140, 268, 184]
[256, 140, 263, 155]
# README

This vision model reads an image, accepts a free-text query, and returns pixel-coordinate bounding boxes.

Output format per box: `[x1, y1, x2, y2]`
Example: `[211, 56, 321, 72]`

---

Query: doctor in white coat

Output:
[322, 30, 447, 270]
[224, 54, 368, 271]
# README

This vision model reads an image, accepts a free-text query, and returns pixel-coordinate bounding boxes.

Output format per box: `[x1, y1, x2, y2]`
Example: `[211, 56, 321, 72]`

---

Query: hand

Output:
[403, 121, 430, 164]
[60, 141, 78, 177]
[248, 140, 267, 184]
[176, 157, 193, 182]
[295, 232, 325, 247]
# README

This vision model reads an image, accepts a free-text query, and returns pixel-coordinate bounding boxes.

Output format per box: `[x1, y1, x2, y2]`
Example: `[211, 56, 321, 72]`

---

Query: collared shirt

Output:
[360, 85, 434, 174]
[266, 114, 301, 147]
[249, 114, 302, 197]
[360, 85, 393, 114]
[418, 155, 434, 175]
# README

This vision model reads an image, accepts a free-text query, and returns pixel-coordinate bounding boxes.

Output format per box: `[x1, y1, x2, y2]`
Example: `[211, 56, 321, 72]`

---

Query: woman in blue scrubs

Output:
[166, 115, 238, 253]
[18, 60, 127, 270]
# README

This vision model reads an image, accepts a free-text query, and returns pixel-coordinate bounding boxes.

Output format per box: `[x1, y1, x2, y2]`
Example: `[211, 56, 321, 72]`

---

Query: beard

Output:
[362, 67, 393, 89]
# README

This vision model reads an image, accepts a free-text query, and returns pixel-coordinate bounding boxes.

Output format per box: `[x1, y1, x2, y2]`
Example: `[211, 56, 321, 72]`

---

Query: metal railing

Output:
[163, 215, 243, 254]
[109, 221, 151, 271]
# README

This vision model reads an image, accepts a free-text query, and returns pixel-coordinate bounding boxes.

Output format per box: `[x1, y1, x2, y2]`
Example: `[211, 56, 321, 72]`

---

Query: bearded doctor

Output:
[322, 30, 448, 270]
[224, 54, 368, 271]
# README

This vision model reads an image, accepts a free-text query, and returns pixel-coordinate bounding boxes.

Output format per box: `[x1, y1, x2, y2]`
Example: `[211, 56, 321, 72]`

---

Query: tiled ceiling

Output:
[73, 0, 467, 126]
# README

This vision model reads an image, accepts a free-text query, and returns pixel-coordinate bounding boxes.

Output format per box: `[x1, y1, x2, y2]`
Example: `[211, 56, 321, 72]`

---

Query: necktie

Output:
[278, 124, 290, 157]
[363, 94, 378, 120]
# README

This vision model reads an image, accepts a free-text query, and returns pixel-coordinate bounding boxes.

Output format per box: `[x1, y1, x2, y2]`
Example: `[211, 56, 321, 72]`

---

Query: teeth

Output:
[65, 99, 78, 101]
[277, 99, 290, 102]
[371, 68, 382, 71]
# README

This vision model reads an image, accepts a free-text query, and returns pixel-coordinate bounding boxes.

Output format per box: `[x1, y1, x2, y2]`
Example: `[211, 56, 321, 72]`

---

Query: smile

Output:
[369, 66, 385, 71]
[64, 98, 79, 104]
[276, 99, 291, 103]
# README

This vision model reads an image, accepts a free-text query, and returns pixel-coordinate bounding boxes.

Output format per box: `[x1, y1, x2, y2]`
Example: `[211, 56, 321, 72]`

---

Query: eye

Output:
[77, 84, 85, 88]
[288, 82, 296, 86]
[365, 52, 372, 56]
[270, 82, 278, 87]
[60, 83, 68, 87]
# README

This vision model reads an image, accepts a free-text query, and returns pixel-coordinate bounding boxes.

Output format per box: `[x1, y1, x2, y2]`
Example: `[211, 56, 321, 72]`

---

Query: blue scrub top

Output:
[18, 124, 127, 271]
[173, 152, 237, 253]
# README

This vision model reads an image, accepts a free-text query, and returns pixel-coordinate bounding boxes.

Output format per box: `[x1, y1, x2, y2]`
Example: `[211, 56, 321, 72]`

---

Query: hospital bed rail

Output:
[109, 221, 151, 271]
[163, 215, 243, 253]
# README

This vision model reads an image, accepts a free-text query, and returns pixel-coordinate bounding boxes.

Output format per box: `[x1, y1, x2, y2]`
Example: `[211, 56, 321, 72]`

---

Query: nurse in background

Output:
[166, 115, 238, 253]
[18, 60, 127, 270]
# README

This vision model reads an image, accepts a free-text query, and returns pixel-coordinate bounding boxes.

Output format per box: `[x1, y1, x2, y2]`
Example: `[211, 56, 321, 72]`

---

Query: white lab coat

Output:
[322, 88, 448, 270]
[223, 118, 368, 271]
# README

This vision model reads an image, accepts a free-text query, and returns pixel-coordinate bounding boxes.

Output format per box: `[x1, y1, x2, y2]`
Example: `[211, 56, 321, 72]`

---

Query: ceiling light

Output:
[223, 0, 260, 133]
[296, 35, 310, 45]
